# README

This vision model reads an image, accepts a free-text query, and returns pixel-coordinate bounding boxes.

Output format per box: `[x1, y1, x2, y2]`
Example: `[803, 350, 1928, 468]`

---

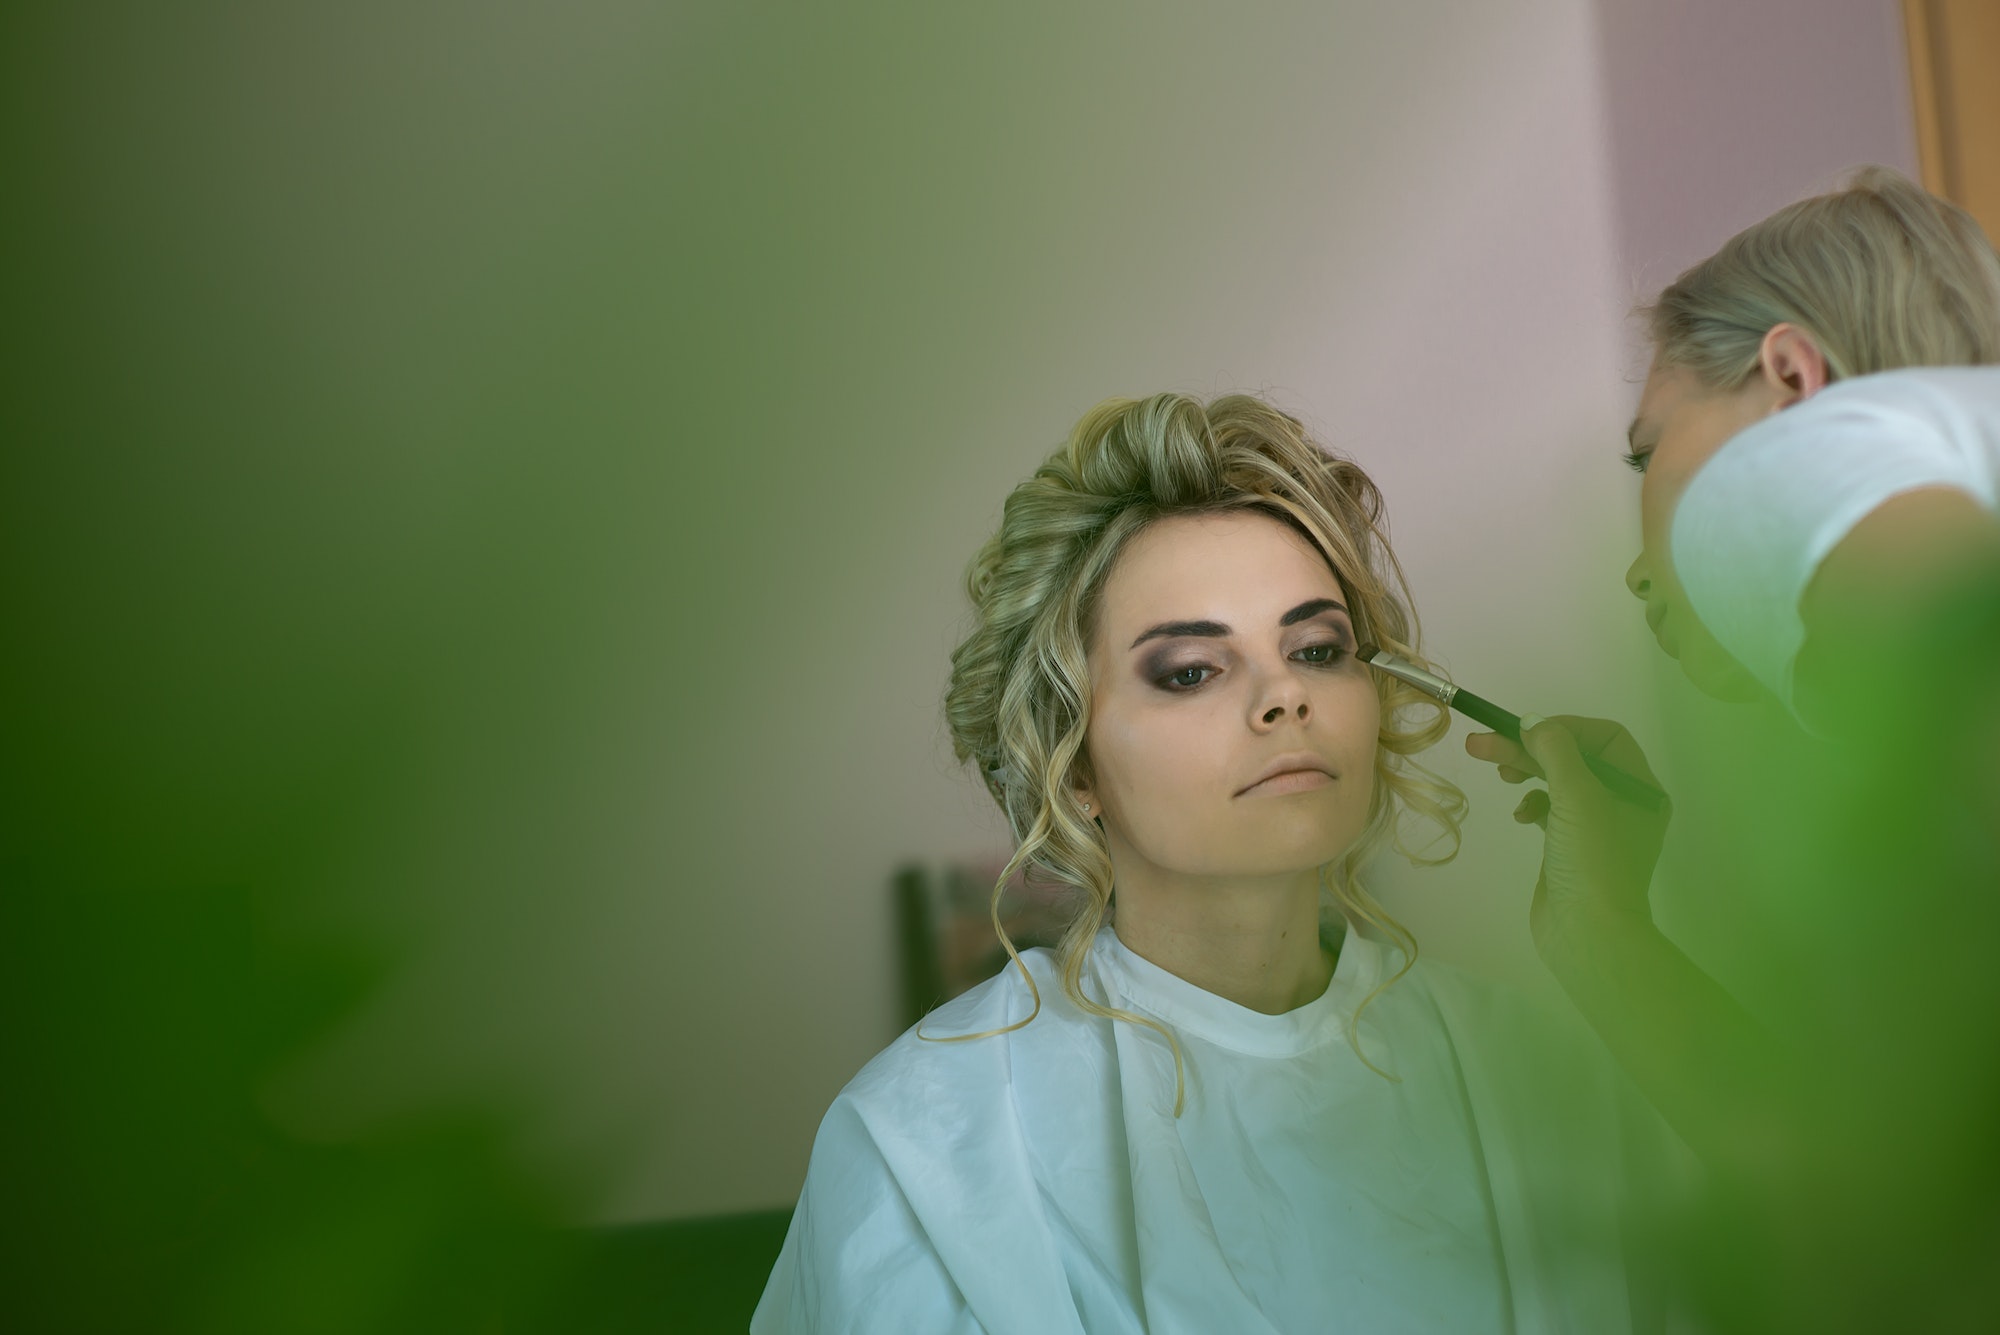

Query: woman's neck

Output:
[1109, 865, 1334, 1014]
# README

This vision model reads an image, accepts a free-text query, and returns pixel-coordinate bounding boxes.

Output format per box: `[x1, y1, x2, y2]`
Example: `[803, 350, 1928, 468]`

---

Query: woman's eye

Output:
[1158, 664, 1215, 690]
[1294, 642, 1348, 666]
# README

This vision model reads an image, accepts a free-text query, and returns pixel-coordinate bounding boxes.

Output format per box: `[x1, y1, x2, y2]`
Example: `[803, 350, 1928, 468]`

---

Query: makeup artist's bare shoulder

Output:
[1804, 486, 1999, 617]
[1795, 486, 2000, 726]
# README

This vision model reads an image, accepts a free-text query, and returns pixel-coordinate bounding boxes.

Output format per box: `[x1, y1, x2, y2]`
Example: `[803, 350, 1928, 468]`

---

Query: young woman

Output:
[753, 394, 1665, 1334]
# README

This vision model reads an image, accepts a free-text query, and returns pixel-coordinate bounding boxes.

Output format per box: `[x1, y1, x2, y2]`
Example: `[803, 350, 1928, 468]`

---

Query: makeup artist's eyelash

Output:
[1152, 643, 1349, 692]
[1621, 449, 1650, 475]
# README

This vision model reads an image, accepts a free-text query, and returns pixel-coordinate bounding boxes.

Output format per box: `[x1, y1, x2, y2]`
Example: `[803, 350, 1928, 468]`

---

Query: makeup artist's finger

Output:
[1539, 714, 1665, 788]
[1520, 715, 1669, 820]
[1519, 717, 1605, 808]
[1497, 765, 1532, 784]
[1465, 731, 1543, 779]
[1513, 788, 1549, 827]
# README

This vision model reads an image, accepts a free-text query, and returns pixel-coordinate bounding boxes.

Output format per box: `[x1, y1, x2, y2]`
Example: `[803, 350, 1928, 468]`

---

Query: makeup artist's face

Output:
[1077, 511, 1379, 882]
[1622, 360, 1769, 701]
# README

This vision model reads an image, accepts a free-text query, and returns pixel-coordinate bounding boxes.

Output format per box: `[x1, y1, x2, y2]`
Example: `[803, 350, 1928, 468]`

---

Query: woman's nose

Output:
[1253, 672, 1311, 727]
[1624, 553, 1653, 600]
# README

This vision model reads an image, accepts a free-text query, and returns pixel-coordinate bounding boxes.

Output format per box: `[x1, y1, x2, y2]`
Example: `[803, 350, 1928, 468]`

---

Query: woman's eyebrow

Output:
[1279, 597, 1348, 626]
[1129, 619, 1229, 649]
[1128, 599, 1349, 649]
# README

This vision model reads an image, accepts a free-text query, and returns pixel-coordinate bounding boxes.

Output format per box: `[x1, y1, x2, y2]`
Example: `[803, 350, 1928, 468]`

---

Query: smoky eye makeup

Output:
[1138, 617, 1356, 690]
[1140, 646, 1222, 687]
[1286, 609, 1357, 652]
[1287, 634, 1355, 670]
[1295, 615, 1355, 645]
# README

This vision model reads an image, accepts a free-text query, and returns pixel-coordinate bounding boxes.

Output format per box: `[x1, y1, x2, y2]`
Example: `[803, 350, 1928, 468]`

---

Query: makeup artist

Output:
[1467, 168, 2000, 1329]
[1614, 167, 2000, 740]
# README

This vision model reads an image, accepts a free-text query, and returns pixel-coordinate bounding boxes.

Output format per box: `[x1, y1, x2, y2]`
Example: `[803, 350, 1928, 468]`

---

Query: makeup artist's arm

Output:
[1468, 718, 1797, 1179]
[1791, 487, 2000, 739]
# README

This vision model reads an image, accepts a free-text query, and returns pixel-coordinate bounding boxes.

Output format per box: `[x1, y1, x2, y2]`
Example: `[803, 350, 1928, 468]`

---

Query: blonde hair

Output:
[1645, 166, 2000, 388]
[936, 392, 1465, 1111]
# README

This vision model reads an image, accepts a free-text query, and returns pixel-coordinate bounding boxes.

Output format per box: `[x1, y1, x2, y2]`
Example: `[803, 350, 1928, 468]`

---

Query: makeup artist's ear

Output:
[1755, 324, 1830, 407]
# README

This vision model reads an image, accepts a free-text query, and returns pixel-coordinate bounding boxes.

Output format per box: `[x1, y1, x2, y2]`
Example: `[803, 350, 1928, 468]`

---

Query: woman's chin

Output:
[1226, 821, 1363, 880]
[1677, 649, 1767, 704]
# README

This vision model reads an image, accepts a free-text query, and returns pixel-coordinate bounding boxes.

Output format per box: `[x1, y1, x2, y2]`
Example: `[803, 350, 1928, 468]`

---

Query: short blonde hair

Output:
[1646, 166, 2000, 387]
[938, 392, 1464, 1107]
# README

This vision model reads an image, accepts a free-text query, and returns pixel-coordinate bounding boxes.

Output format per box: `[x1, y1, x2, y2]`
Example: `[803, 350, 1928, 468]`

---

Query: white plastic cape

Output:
[752, 927, 1681, 1334]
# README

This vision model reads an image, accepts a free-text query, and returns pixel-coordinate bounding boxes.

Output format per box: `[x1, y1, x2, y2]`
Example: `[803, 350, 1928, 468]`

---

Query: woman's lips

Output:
[1646, 600, 1681, 657]
[1239, 768, 1334, 797]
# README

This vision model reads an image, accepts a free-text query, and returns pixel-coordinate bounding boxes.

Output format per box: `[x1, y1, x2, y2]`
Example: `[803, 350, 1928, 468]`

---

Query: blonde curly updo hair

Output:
[938, 392, 1464, 1104]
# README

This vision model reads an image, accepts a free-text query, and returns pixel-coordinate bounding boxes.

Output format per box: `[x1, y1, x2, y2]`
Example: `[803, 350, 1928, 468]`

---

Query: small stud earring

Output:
[1081, 802, 1091, 813]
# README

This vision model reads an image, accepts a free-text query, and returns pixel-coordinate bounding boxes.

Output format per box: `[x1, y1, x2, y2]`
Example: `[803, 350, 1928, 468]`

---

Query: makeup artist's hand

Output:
[1465, 715, 1671, 961]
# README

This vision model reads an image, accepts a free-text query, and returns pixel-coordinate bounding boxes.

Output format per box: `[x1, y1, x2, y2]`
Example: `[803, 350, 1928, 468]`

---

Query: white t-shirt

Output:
[751, 924, 1669, 1334]
[1670, 366, 2000, 710]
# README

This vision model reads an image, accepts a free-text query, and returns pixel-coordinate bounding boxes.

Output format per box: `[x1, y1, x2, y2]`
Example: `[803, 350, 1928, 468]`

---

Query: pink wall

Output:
[1588, 0, 1919, 1006]
[1594, 0, 1918, 299]
[20, 0, 1920, 1230]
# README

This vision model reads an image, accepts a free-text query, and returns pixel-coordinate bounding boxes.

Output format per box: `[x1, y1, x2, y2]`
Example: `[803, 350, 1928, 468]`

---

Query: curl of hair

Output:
[1643, 165, 2000, 388]
[933, 392, 1466, 1112]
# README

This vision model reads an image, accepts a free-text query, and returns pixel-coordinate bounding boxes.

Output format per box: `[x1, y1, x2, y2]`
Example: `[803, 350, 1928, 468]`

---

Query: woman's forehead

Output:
[1101, 512, 1349, 628]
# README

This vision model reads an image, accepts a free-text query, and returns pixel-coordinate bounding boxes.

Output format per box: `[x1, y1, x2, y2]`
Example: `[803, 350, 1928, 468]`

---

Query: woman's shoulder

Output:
[1390, 944, 1515, 1007]
[1830, 364, 2000, 411]
[837, 944, 1098, 1118]
[1372, 940, 1602, 1066]
[1782, 366, 2000, 465]
[766, 946, 1093, 1335]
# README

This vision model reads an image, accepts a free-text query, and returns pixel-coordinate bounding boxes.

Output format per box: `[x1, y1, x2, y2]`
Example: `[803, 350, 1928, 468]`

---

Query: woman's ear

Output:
[1067, 765, 1100, 820]
[1757, 323, 1830, 405]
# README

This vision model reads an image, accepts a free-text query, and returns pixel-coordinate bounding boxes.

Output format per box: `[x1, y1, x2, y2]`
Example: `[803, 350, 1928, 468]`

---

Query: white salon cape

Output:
[1670, 366, 2000, 712]
[751, 924, 1671, 1334]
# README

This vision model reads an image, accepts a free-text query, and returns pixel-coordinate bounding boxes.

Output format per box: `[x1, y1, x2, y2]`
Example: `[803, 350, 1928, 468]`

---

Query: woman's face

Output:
[1076, 510, 1380, 883]
[1622, 359, 1768, 701]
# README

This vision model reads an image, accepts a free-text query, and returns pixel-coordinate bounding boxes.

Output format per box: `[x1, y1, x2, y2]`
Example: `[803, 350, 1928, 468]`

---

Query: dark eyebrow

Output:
[1279, 597, 1348, 627]
[1129, 619, 1229, 649]
[1128, 598, 1350, 649]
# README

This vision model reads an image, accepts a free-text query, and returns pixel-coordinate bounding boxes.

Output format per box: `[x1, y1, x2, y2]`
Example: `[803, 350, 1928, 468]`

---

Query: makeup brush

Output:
[1357, 644, 1668, 812]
